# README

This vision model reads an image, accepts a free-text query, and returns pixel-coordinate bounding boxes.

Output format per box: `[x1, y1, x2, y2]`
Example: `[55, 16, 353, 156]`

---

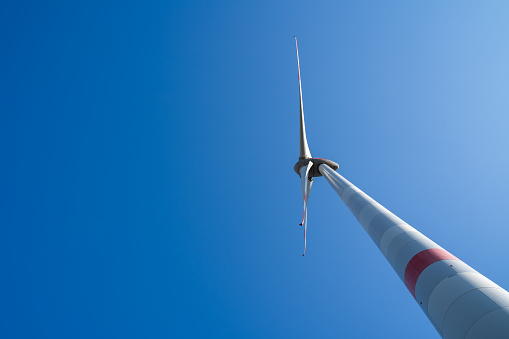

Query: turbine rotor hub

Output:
[294, 158, 339, 177]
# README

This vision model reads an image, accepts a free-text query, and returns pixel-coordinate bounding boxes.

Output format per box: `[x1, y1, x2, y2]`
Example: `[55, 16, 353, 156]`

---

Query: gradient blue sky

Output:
[3, 1, 509, 338]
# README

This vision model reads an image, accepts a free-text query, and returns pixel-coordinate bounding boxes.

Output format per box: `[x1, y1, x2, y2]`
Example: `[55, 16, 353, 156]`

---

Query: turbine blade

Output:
[299, 161, 313, 256]
[294, 36, 312, 160]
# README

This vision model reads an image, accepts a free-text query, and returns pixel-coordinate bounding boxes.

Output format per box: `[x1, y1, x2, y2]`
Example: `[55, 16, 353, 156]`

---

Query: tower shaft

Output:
[319, 164, 509, 339]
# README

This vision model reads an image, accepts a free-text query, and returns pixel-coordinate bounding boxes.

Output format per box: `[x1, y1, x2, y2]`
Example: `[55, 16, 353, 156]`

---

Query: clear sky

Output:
[3, 1, 509, 338]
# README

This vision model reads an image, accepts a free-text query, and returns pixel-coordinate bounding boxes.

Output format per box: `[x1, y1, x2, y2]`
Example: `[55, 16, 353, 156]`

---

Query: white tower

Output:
[293, 37, 509, 338]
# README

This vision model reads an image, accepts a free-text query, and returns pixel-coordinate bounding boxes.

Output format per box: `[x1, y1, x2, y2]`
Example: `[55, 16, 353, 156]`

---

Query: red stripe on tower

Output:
[404, 248, 459, 298]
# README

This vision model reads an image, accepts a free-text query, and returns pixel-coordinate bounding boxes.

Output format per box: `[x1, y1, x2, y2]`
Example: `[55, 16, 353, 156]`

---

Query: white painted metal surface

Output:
[291, 38, 509, 338]
[442, 288, 500, 339]
[393, 237, 441, 280]
[415, 260, 474, 313]
[299, 161, 313, 256]
[294, 36, 311, 160]
[465, 307, 509, 338]
[318, 164, 509, 338]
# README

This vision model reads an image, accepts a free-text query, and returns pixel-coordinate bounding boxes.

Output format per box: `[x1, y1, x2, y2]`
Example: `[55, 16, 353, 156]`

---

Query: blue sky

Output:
[2, 1, 509, 338]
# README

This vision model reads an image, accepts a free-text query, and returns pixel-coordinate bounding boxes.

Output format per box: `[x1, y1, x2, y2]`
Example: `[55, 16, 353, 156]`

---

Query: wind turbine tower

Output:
[293, 36, 509, 339]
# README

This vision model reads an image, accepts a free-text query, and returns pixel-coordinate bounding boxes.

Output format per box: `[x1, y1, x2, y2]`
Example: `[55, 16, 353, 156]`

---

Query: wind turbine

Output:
[293, 36, 509, 339]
